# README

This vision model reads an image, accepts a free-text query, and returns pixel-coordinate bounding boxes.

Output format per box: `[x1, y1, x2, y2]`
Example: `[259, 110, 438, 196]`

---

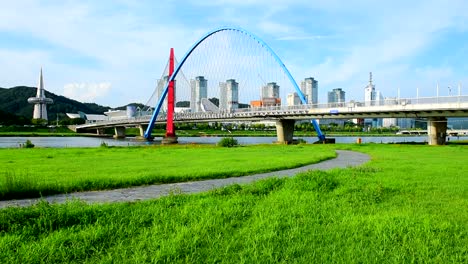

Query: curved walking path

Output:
[0, 150, 370, 209]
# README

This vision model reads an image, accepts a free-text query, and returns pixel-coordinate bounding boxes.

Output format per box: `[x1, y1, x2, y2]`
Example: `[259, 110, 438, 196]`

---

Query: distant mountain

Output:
[0, 108, 31, 125]
[0, 86, 112, 121]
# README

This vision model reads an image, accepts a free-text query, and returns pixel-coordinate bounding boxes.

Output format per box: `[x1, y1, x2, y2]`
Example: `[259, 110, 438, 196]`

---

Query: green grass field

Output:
[0, 144, 336, 200]
[0, 144, 467, 263]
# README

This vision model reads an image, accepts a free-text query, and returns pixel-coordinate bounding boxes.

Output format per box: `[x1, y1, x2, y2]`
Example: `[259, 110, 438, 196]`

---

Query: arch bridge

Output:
[76, 27, 468, 145]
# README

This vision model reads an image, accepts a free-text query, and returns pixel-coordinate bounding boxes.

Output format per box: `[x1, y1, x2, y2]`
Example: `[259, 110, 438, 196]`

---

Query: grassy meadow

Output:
[0, 144, 467, 263]
[0, 144, 336, 200]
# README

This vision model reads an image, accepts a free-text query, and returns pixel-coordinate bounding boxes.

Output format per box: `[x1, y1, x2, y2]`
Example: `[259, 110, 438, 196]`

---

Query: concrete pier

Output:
[428, 117, 447, 145]
[135, 125, 155, 141]
[96, 128, 106, 136]
[275, 119, 295, 144]
[138, 125, 147, 137]
[113, 126, 126, 139]
[162, 135, 178, 144]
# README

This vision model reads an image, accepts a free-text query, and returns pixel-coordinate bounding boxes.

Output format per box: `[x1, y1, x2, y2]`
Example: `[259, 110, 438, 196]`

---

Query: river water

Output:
[2, 135, 465, 148]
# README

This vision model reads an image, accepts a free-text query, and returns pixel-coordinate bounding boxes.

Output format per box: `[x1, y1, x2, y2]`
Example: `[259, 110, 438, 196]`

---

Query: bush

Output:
[217, 137, 238, 147]
[296, 138, 307, 144]
[100, 141, 108, 148]
[25, 140, 35, 148]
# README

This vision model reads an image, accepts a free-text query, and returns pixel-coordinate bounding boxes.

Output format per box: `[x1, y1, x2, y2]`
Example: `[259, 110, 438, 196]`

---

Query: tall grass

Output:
[0, 144, 336, 200]
[0, 144, 466, 263]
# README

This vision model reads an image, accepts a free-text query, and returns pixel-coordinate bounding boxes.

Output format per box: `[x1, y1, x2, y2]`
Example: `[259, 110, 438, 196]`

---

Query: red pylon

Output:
[164, 48, 177, 143]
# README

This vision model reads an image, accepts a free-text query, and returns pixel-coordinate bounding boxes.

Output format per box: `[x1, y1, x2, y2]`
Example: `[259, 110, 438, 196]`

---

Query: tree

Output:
[31, 118, 48, 126]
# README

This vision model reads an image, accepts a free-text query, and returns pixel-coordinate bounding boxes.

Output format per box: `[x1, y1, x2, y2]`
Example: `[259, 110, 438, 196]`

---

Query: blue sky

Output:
[1, 0, 467, 107]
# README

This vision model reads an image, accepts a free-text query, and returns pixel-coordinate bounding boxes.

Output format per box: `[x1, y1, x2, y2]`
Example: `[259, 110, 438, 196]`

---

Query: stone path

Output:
[0, 150, 370, 209]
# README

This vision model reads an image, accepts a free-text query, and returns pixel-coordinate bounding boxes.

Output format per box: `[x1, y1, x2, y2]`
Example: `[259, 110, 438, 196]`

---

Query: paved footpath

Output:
[0, 150, 370, 209]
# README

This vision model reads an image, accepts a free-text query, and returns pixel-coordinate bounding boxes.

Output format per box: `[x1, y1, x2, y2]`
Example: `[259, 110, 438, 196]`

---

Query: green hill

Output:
[0, 86, 112, 122]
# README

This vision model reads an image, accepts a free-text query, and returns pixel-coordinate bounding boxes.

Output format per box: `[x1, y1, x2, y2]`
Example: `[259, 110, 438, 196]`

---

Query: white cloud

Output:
[63, 82, 112, 103]
[0, 49, 52, 88]
[1, 0, 468, 107]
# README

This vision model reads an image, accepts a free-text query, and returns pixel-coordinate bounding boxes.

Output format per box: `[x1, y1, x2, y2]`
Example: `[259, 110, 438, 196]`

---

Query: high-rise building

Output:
[397, 118, 416, 129]
[261, 82, 280, 98]
[219, 82, 227, 111]
[226, 79, 239, 111]
[364, 72, 376, 106]
[260, 82, 281, 106]
[363, 72, 385, 127]
[190, 76, 207, 112]
[327, 88, 346, 106]
[155, 75, 177, 111]
[219, 79, 239, 111]
[300, 77, 318, 105]
[27, 68, 53, 121]
[287, 92, 301, 106]
[382, 118, 397, 127]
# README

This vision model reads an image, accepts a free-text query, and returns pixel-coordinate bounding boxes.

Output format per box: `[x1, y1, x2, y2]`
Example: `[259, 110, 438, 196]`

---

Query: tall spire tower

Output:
[28, 68, 54, 121]
[364, 71, 376, 106]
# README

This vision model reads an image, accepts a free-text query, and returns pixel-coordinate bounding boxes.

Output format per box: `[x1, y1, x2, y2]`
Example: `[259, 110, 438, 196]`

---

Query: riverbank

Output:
[0, 132, 111, 137]
[0, 125, 412, 137]
[0, 132, 407, 137]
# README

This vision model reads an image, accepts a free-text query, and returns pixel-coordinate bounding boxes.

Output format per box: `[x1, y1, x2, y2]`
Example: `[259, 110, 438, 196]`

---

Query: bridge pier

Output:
[136, 125, 151, 141]
[113, 126, 126, 139]
[275, 119, 295, 144]
[138, 125, 147, 137]
[428, 117, 447, 145]
[96, 128, 106, 136]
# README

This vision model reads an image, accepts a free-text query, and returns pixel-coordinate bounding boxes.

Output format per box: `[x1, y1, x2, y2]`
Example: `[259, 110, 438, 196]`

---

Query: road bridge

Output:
[76, 95, 468, 145]
[74, 27, 468, 145]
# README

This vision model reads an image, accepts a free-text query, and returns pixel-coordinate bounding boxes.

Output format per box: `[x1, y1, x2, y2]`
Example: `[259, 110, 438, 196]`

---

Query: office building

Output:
[155, 75, 175, 111]
[300, 77, 318, 104]
[287, 92, 302, 106]
[261, 82, 280, 98]
[190, 76, 208, 112]
[260, 82, 281, 106]
[328, 88, 346, 106]
[219, 79, 239, 111]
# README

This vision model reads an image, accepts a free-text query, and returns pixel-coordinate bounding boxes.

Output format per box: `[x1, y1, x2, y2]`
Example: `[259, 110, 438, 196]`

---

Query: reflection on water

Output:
[1, 135, 466, 148]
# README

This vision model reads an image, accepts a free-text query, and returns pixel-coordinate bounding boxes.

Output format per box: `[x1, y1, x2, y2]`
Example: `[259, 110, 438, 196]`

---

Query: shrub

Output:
[217, 137, 238, 147]
[100, 141, 108, 148]
[296, 138, 307, 144]
[25, 139, 35, 148]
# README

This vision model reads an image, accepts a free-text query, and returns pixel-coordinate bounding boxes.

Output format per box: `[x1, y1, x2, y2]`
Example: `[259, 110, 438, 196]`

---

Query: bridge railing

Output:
[78, 95, 468, 127]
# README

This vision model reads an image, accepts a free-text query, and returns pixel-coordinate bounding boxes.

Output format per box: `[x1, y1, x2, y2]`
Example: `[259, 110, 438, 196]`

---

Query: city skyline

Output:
[1, 1, 468, 107]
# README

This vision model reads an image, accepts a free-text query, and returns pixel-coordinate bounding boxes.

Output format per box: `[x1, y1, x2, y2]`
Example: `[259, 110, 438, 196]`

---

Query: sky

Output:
[1, 0, 468, 107]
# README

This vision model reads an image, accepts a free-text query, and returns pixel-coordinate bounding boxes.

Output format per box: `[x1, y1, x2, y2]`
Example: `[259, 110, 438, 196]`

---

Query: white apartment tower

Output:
[219, 79, 239, 111]
[190, 76, 208, 112]
[287, 92, 301, 106]
[300, 77, 318, 104]
[261, 82, 280, 98]
[155, 75, 176, 111]
[364, 72, 377, 106]
[328, 88, 346, 105]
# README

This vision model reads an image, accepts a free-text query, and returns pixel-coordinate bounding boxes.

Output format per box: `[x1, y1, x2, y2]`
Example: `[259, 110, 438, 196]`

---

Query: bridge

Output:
[76, 95, 468, 145]
[75, 27, 468, 145]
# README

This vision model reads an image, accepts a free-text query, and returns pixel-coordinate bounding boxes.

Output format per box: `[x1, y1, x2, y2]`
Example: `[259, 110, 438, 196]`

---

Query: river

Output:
[2, 135, 465, 148]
